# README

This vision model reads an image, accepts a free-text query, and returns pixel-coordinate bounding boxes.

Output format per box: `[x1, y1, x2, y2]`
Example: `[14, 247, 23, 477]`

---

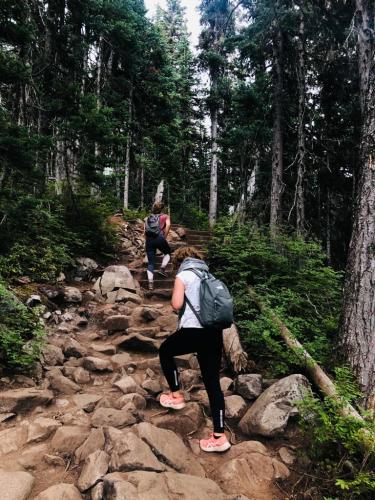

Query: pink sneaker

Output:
[199, 433, 231, 453]
[159, 392, 186, 410]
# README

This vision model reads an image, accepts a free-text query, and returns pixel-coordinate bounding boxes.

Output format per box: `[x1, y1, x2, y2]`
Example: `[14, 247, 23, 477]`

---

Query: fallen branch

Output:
[223, 323, 248, 373]
[247, 286, 375, 452]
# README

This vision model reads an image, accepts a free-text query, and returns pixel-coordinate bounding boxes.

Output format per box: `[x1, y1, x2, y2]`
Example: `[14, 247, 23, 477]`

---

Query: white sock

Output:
[147, 270, 154, 282]
[161, 254, 171, 269]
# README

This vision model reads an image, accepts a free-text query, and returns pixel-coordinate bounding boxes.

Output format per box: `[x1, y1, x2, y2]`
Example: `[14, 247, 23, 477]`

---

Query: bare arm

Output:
[171, 276, 185, 311]
[164, 215, 171, 238]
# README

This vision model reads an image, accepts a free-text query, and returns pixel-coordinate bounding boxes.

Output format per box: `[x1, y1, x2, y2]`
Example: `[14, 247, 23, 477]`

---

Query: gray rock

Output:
[42, 344, 64, 366]
[152, 402, 204, 435]
[220, 376, 234, 393]
[91, 343, 116, 355]
[75, 257, 99, 280]
[26, 417, 61, 444]
[72, 367, 91, 384]
[47, 369, 81, 394]
[109, 432, 166, 473]
[73, 393, 102, 412]
[136, 422, 205, 476]
[94, 265, 137, 297]
[0, 469, 35, 500]
[82, 356, 113, 372]
[141, 307, 162, 322]
[75, 428, 106, 463]
[63, 286, 83, 303]
[64, 338, 87, 358]
[180, 369, 201, 389]
[113, 393, 147, 411]
[78, 450, 109, 492]
[34, 483, 82, 500]
[235, 374, 263, 400]
[141, 378, 162, 395]
[91, 404, 138, 428]
[225, 395, 248, 420]
[26, 294, 42, 307]
[51, 426, 90, 453]
[103, 315, 131, 332]
[0, 426, 28, 455]
[113, 376, 143, 395]
[0, 387, 53, 413]
[239, 374, 310, 437]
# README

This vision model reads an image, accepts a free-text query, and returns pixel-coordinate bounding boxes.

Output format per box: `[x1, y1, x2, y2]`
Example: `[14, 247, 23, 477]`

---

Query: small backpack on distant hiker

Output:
[179, 265, 234, 330]
[145, 214, 161, 238]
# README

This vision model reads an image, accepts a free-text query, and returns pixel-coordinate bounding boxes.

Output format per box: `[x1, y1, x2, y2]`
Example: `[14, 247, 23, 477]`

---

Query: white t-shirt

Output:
[178, 270, 203, 329]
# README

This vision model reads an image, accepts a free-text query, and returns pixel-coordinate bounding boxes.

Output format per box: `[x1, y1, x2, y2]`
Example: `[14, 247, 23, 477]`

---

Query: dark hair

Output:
[172, 246, 205, 266]
[152, 201, 165, 214]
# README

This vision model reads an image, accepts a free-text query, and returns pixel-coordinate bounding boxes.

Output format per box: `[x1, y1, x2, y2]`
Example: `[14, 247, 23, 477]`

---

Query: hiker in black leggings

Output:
[158, 246, 231, 453]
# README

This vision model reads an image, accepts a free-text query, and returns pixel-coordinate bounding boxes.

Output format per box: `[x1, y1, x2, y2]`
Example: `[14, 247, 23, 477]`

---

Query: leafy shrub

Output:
[298, 367, 375, 499]
[0, 282, 45, 370]
[0, 194, 118, 282]
[209, 221, 343, 376]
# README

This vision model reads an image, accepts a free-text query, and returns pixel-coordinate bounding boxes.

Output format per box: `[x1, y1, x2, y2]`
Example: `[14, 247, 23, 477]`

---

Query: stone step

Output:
[140, 280, 175, 289]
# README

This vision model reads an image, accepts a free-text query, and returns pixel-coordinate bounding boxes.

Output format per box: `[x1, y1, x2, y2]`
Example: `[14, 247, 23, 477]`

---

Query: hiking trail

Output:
[0, 218, 303, 500]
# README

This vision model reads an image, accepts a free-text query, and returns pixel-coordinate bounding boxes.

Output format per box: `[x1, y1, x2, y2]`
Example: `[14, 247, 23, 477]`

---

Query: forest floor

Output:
[0, 219, 306, 500]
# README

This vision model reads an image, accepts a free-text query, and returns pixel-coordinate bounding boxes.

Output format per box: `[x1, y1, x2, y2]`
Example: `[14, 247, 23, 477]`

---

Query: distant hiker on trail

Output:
[144, 201, 172, 290]
[158, 246, 234, 453]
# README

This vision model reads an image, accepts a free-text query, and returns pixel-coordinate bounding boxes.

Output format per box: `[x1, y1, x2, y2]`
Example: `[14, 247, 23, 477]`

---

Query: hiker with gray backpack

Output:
[158, 246, 234, 453]
[144, 201, 172, 290]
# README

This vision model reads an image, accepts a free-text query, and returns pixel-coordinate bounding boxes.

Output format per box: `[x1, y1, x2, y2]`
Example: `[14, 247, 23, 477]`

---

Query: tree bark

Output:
[340, 0, 375, 409]
[123, 84, 133, 210]
[209, 104, 219, 227]
[295, 6, 306, 236]
[270, 17, 284, 236]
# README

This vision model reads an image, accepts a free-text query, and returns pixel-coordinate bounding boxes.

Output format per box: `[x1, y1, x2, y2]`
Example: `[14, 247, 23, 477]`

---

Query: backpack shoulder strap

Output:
[184, 295, 203, 325]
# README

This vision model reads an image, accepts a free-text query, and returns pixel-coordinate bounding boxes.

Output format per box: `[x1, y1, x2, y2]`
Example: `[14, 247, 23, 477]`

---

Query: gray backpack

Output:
[145, 214, 161, 237]
[183, 268, 234, 330]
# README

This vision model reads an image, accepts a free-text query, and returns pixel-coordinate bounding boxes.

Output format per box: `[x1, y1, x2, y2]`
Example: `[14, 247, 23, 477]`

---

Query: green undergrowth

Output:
[298, 367, 375, 499]
[0, 281, 45, 371]
[208, 220, 343, 377]
[0, 192, 118, 282]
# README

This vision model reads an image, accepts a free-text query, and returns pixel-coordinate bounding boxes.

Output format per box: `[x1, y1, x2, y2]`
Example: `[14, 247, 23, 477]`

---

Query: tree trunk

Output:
[209, 104, 219, 227]
[339, 0, 375, 409]
[295, 6, 306, 236]
[123, 85, 133, 210]
[270, 18, 284, 236]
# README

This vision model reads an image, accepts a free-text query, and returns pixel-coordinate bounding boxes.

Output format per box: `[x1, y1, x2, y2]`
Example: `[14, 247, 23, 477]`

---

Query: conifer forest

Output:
[0, 1, 375, 499]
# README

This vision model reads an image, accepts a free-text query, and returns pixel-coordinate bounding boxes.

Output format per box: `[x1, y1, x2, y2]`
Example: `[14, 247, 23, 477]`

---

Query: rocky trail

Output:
[0, 218, 308, 500]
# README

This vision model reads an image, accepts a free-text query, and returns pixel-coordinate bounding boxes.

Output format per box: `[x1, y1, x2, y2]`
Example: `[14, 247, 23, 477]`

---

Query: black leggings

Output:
[159, 327, 225, 434]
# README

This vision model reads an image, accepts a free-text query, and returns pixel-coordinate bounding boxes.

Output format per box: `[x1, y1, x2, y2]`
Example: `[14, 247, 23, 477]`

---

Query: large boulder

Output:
[82, 356, 113, 372]
[215, 441, 289, 500]
[103, 315, 131, 332]
[34, 484, 83, 500]
[136, 422, 205, 477]
[0, 469, 35, 500]
[0, 388, 53, 414]
[239, 374, 310, 437]
[94, 265, 137, 299]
